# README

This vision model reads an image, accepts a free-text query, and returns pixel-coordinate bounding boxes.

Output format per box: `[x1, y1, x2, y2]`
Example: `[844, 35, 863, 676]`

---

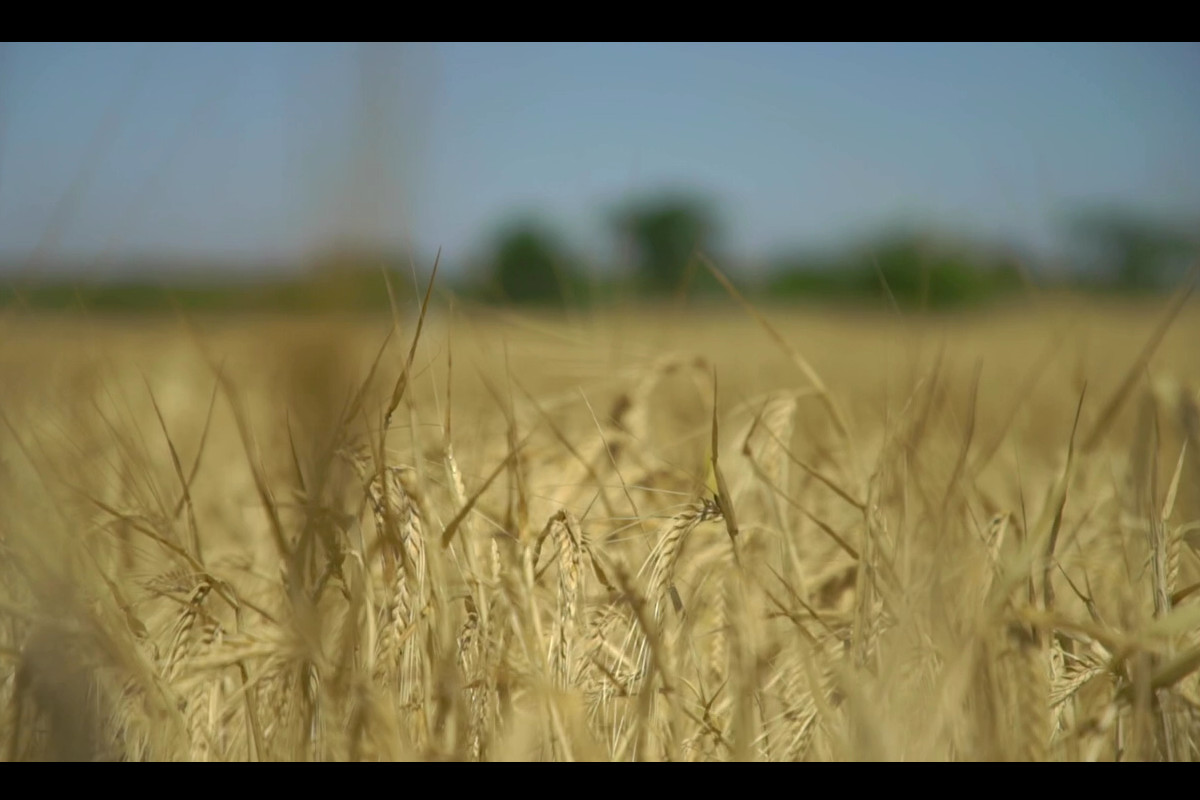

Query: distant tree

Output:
[1065, 207, 1199, 291]
[611, 193, 720, 293]
[841, 232, 956, 308]
[490, 219, 574, 305]
[838, 229, 1023, 310]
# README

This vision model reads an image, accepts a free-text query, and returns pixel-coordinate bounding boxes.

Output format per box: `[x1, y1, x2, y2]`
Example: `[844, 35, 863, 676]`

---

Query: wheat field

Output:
[2, 283, 1199, 761]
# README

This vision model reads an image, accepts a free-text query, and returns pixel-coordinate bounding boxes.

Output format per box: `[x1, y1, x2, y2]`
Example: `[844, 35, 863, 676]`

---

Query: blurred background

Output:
[1, 42, 1197, 313]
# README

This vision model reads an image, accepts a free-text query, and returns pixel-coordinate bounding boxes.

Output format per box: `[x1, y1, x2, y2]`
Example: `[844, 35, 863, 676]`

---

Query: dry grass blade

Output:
[219, 375, 290, 563]
[384, 248, 440, 432]
[340, 326, 396, 432]
[578, 388, 645, 532]
[86, 493, 201, 569]
[700, 252, 852, 446]
[970, 335, 1060, 474]
[747, 459, 860, 561]
[1042, 384, 1087, 612]
[1170, 581, 1200, 607]
[710, 371, 740, 553]
[171, 369, 222, 520]
[754, 423, 864, 511]
[941, 360, 982, 513]
[284, 413, 307, 496]
[516, 379, 617, 520]
[1114, 644, 1200, 703]
[440, 428, 537, 549]
[1082, 260, 1198, 453]
[143, 377, 202, 562]
[1161, 442, 1187, 522]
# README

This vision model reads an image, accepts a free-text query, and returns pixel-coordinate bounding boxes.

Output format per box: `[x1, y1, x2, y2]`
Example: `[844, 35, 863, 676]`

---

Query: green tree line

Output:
[475, 195, 1198, 310]
[2, 197, 1196, 314]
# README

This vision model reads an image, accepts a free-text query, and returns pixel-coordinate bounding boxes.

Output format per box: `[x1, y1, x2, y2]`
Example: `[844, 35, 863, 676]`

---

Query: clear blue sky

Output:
[1, 42, 1197, 275]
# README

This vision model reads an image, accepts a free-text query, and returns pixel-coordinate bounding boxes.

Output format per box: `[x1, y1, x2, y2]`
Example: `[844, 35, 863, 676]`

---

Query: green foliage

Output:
[1065, 206, 1199, 292]
[487, 220, 575, 306]
[767, 232, 1024, 311]
[856, 233, 1023, 310]
[611, 193, 719, 293]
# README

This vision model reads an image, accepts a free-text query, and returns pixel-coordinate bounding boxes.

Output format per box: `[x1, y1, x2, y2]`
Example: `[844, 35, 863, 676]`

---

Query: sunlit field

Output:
[2, 287, 1199, 761]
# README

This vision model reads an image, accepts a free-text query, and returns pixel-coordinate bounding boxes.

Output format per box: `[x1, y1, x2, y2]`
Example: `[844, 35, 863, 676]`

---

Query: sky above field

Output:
[1, 42, 1198, 275]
